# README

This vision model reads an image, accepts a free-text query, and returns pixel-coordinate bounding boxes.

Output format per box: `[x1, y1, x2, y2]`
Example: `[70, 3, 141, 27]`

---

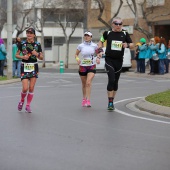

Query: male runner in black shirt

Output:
[98, 17, 134, 111]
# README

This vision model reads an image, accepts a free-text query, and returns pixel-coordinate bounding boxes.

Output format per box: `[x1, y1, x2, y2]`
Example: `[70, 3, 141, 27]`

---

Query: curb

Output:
[135, 98, 170, 118]
[125, 71, 170, 79]
[0, 79, 20, 85]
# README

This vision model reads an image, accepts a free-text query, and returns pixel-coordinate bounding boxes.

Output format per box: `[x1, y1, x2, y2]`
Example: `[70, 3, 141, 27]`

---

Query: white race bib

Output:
[24, 63, 35, 72]
[111, 40, 122, 51]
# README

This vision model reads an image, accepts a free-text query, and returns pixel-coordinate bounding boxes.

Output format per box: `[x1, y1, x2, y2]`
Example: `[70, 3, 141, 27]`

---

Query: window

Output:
[54, 37, 82, 45]
[91, 0, 99, 9]
[45, 11, 65, 22]
[146, 0, 165, 7]
[44, 37, 52, 49]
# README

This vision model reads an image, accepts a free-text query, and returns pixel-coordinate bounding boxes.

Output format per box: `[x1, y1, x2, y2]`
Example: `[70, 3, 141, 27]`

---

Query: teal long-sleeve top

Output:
[12, 44, 22, 61]
[157, 44, 166, 59]
[0, 44, 7, 60]
[138, 43, 148, 59]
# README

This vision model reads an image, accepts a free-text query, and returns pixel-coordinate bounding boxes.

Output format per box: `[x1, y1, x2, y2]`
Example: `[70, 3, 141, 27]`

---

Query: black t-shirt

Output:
[18, 40, 42, 63]
[103, 30, 132, 60]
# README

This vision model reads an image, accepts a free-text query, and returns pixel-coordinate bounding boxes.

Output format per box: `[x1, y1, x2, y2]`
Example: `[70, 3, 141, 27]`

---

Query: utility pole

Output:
[33, 0, 36, 28]
[83, 0, 88, 32]
[7, 0, 13, 79]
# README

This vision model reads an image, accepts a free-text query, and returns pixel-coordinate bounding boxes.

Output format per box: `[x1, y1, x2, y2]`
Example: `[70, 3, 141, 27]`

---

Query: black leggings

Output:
[105, 59, 122, 91]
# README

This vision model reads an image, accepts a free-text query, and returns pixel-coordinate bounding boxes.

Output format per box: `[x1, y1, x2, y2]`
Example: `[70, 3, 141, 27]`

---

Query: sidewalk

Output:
[126, 68, 170, 79]
[0, 78, 20, 85]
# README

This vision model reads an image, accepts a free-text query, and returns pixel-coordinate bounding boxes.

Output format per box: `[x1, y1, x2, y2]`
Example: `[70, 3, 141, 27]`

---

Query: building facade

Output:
[1, 0, 169, 68]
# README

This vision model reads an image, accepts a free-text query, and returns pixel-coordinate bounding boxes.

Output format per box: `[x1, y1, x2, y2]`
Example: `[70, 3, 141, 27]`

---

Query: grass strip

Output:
[146, 90, 170, 107]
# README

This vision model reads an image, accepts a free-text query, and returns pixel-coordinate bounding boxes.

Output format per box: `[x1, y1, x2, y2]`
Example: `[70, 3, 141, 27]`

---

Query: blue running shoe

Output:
[107, 102, 115, 111]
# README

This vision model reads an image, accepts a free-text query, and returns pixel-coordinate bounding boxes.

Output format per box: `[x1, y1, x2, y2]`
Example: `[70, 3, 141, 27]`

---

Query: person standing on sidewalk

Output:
[134, 42, 141, 73]
[152, 36, 160, 74]
[75, 31, 101, 107]
[138, 38, 147, 73]
[147, 38, 157, 75]
[165, 41, 170, 73]
[0, 38, 7, 77]
[16, 28, 43, 113]
[12, 37, 22, 77]
[98, 17, 133, 111]
[157, 37, 167, 75]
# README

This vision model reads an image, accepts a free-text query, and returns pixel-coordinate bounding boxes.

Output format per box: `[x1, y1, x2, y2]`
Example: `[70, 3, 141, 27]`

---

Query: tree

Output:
[95, 0, 170, 40]
[95, 0, 124, 29]
[15, 6, 34, 37]
[34, 0, 56, 67]
[53, 0, 85, 68]
[0, 7, 7, 37]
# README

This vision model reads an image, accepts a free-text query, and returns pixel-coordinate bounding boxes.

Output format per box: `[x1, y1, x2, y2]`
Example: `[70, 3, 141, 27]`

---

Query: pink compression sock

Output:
[26, 92, 34, 106]
[21, 92, 27, 102]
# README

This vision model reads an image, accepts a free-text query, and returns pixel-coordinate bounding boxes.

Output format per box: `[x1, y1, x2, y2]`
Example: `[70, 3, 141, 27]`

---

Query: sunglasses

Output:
[113, 22, 122, 26]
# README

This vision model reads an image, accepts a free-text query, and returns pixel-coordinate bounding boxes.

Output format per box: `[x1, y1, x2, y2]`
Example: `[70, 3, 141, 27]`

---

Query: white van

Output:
[96, 47, 132, 71]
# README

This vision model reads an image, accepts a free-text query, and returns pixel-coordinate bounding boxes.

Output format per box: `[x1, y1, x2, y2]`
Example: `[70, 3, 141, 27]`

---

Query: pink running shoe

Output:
[82, 98, 87, 107]
[18, 101, 24, 111]
[25, 105, 32, 113]
[86, 100, 91, 107]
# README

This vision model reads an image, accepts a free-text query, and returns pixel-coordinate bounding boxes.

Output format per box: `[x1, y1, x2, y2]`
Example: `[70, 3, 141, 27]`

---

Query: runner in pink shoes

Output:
[75, 31, 102, 107]
[16, 28, 43, 113]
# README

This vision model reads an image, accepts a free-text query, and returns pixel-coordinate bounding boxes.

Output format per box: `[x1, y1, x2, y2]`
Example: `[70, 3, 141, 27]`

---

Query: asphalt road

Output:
[0, 70, 170, 170]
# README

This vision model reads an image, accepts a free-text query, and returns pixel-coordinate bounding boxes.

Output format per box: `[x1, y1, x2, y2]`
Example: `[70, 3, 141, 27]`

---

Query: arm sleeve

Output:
[100, 31, 108, 43]
[158, 44, 165, 54]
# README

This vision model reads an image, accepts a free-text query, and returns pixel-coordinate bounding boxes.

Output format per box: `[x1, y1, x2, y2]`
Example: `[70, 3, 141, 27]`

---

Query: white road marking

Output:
[115, 97, 170, 125]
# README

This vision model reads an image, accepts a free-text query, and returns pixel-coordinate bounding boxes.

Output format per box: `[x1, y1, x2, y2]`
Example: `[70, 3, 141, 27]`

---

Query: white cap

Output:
[84, 31, 92, 37]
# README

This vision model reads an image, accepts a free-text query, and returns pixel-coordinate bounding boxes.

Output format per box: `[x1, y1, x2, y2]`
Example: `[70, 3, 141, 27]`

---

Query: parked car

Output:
[96, 47, 132, 71]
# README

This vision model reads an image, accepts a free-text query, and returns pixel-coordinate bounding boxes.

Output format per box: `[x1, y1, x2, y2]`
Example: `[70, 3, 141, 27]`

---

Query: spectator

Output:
[138, 38, 147, 73]
[151, 36, 160, 74]
[0, 38, 7, 77]
[12, 37, 22, 77]
[134, 42, 141, 73]
[147, 38, 157, 75]
[157, 37, 167, 75]
[165, 41, 170, 73]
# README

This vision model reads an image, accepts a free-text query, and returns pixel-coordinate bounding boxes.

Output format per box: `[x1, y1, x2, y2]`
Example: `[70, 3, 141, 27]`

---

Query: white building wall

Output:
[1, 0, 85, 68]
[111, 0, 143, 20]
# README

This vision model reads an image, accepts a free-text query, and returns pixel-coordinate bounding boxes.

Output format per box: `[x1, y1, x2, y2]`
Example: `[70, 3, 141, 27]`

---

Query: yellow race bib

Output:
[82, 59, 92, 65]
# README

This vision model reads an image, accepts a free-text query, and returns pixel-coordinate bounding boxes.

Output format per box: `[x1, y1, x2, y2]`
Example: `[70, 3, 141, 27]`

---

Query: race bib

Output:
[24, 63, 35, 72]
[111, 40, 122, 51]
[82, 59, 92, 65]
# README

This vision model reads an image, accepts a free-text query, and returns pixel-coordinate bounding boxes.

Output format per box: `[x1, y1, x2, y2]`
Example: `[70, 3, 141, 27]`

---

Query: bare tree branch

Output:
[95, 0, 123, 29]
